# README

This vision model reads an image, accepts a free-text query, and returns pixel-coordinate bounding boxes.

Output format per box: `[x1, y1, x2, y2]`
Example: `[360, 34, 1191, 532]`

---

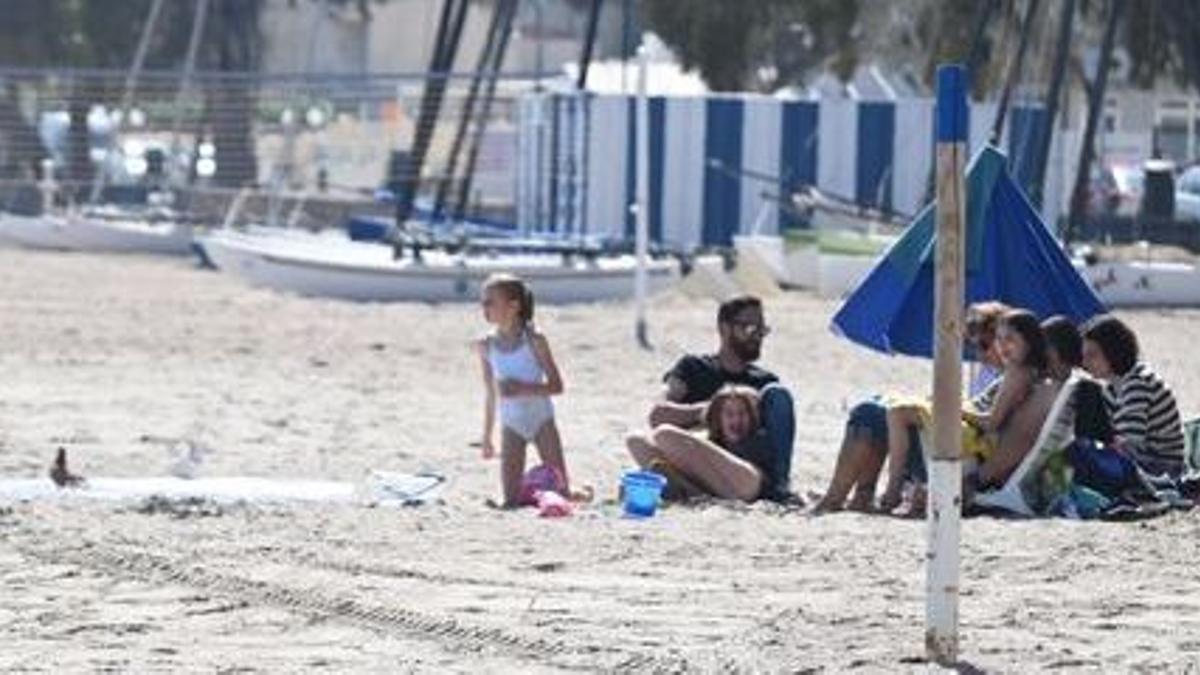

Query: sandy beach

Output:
[2, 245, 1200, 672]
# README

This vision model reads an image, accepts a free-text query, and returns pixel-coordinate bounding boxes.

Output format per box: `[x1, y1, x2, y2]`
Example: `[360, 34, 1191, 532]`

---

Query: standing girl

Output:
[477, 273, 571, 507]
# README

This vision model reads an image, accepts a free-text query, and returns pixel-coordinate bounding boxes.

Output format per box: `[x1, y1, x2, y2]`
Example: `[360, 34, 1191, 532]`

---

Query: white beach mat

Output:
[0, 471, 446, 507]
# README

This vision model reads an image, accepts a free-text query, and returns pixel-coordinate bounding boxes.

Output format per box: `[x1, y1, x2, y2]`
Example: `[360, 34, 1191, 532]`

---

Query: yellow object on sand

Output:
[885, 397, 996, 461]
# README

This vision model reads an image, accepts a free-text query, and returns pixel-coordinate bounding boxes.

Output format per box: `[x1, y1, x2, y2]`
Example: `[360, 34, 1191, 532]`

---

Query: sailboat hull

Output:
[0, 212, 193, 255]
[1077, 260, 1200, 307]
[198, 230, 678, 304]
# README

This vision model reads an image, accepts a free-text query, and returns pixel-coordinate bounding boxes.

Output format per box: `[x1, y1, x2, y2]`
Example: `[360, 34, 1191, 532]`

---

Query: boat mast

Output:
[567, 0, 602, 241]
[433, 0, 511, 223]
[576, 0, 602, 91]
[990, 0, 1041, 145]
[1065, 0, 1125, 245]
[88, 0, 167, 204]
[453, 0, 518, 223]
[1027, 0, 1075, 209]
[394, 0, 470, 232]
[169, 0, 211, 189]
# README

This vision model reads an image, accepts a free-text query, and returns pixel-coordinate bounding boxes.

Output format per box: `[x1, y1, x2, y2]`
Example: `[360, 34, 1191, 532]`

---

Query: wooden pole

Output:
[927, 63, 967, 665]
[634, 43, 650, 349]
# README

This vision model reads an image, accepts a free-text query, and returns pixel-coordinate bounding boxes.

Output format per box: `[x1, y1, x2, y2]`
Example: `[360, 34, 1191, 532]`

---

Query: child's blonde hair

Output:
[703, 385, 761, 448]
[483, 273, 535, 324]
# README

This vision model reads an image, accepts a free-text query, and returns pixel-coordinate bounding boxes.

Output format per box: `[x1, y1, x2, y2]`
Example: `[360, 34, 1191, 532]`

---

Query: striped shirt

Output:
[1104, 362, 1185, 473]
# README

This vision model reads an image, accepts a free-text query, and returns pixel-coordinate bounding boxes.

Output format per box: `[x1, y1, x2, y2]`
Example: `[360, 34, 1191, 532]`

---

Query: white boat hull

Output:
[68, 216, 194, 255]
[0, 212, 193, 255]
[0, 213, 77, 250]
[198, 230, 678, 303]
[733, 234, 881, 297]
[1077, 260, 1200, 307]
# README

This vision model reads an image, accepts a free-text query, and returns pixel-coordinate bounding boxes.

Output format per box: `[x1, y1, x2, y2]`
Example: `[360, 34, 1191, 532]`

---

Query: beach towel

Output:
[1066, 439, 1193, 518]
[969, 373, 1081, 516]
[1185, 417, 1200, 475]
[0, 471, 447, 508]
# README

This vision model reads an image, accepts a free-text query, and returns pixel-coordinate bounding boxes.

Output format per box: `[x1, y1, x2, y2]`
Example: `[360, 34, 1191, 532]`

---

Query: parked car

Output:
[1087, 160, 1200, 222]
[1089, 162, 1143, 217]
[1173, 165, 1200, 221]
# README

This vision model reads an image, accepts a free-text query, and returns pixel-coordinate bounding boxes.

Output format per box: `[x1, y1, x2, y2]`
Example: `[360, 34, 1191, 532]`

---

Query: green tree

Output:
[0, 0, 271, 186]
[638, 0, 861, 92]
[0, 2, 72, 177]
[639, 0, 770, 91]
[638, 0, 1041, 97]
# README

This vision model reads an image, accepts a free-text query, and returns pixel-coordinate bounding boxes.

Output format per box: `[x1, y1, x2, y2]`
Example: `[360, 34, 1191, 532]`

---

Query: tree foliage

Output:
[639, 0, 859, 92]
[636, 0, 1196, 99]
[0, 0, 265, 184]
[1121, 0, 1175, 89]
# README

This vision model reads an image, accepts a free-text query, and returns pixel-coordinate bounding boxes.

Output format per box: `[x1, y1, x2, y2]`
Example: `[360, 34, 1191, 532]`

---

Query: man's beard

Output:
[732, 339, 761, 362]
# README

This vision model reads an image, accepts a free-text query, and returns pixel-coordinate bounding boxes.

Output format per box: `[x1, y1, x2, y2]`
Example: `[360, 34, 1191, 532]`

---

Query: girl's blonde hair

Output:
[483, 273, 535, 324]
[703, 385, 761, 447]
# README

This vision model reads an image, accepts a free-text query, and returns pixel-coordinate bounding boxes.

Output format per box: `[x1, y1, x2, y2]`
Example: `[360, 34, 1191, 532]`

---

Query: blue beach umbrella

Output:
[830, 144, 1106, 358]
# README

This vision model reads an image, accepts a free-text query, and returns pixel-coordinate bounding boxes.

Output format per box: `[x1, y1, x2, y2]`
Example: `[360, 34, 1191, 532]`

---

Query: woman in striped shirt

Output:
[1081, 315, 1185, 477]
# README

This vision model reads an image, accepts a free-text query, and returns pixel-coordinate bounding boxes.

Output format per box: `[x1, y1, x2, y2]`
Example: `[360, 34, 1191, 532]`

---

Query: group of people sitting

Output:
[476, 271, 1189, 514]
[622, 295, 1192, 515]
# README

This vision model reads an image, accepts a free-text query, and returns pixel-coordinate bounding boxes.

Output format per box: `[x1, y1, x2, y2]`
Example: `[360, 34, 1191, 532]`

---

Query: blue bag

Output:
[1066, 438, 1142, 497]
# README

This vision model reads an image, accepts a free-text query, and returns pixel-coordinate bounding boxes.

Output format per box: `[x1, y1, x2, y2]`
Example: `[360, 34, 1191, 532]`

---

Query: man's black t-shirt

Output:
[664, 354, 779, 404]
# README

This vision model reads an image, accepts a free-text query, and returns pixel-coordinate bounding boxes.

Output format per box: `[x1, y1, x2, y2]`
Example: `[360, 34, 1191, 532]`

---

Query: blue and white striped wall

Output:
[526, 93, 1057, 249]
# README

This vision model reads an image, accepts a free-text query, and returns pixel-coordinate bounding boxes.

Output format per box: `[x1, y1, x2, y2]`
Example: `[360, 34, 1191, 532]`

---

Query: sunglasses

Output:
[731, 321, 771, 339]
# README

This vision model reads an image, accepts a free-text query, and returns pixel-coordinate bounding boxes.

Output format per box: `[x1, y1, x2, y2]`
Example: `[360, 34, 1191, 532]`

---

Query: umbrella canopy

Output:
[831, 144, 1106, 358]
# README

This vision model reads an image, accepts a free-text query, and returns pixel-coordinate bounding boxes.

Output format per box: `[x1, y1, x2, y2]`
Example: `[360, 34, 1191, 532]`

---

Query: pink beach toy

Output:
[517, 464, 566, 507]
[535, 490, 573, 518]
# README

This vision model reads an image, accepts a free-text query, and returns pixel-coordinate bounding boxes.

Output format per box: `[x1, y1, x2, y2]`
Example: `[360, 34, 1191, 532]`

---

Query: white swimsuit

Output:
[488, 329, 555, 442]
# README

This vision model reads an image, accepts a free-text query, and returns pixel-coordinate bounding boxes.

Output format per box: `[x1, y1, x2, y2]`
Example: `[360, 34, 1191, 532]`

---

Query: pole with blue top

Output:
[928, 63, 967, 665]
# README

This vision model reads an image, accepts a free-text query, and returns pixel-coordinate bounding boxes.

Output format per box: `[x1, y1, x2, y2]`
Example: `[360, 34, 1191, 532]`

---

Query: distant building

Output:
[259, 0, 631, 78]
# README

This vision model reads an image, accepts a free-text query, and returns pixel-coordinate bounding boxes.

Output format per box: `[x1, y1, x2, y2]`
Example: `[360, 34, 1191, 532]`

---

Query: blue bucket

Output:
[622, 470, 667, 518]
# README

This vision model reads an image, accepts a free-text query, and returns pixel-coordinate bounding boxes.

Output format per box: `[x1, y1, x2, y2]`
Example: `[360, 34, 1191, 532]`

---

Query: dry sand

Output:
[2, 245, 1200, 672]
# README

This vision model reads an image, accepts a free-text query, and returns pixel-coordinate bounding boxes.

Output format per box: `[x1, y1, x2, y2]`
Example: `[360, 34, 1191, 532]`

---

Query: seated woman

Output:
[814, 308, 1058, 515]
[1081, 314, 1185, 478]
[626, 385, 771, 502]
[885, 309, 1061, 501]
[811, 302, 1007, 515]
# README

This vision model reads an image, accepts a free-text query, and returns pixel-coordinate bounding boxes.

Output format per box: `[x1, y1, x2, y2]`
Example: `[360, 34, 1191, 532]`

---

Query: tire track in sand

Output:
[17, 535, 701, 673]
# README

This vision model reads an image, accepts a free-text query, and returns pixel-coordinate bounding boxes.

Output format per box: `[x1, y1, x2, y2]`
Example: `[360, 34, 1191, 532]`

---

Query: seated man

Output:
[642, 295, 798, 502]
